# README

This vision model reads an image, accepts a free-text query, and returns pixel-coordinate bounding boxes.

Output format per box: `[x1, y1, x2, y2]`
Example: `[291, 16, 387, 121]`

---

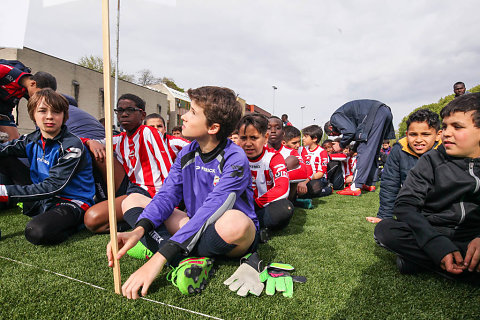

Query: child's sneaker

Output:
[167, 257, 214, 295]
[362, 184, 376, 192]
[127, 242, 153, 260]
[336, 186, 361, 196]
[294, 198, 314, 209]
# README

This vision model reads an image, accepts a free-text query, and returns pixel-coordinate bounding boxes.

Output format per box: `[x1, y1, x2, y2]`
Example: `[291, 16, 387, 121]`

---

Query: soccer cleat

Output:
[167, 257, 214, 295]
[336, 186, 361, 196]
[362, 184, 376, 192]
[126, 241, 153, 260]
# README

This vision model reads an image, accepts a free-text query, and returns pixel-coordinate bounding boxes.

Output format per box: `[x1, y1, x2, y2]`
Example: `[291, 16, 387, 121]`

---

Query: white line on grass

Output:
[0, 255, 224, 320]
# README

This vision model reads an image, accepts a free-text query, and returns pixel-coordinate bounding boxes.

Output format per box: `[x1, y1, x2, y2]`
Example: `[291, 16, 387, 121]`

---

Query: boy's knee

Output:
[374, 218, 396, 247]
[215, 210, 254, 243]
[262, 199, 294, 230]
[83, 208, 105, 232]
[24, 220, 49, 245]
[121, 193, 151, 213]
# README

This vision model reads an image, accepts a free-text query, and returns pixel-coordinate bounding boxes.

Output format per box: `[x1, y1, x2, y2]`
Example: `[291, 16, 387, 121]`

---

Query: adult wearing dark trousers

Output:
[325, 99, 395, 196]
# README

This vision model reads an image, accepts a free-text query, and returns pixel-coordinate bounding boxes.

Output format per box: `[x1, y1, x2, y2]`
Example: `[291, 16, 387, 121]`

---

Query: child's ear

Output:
[208, 123, 220, 135]
[436, 130, 442, 141]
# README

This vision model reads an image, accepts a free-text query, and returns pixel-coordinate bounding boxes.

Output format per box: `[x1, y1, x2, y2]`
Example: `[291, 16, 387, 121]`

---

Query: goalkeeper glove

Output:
[259, 262, 306, 298]
[223, 252, 264, 297]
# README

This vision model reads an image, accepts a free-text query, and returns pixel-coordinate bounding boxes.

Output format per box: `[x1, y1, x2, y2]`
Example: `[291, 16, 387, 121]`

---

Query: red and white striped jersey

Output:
[112, 125, 173, 197]
[303, 145, 328, 179]
[297, 146, 313, 178]
[347, 155, 357, 178]
[275, 145, 308, 182]
[166, 134, 190, 160]
[249, 146, 290, 208]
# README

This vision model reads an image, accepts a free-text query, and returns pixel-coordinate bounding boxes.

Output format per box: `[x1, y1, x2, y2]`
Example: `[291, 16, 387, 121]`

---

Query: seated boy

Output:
[267, 116, 308, 183]
[84, 94, 173, 233]
[366, 109, 441, 224]
[237, 114, 293, 232]
[145, 112, 190, 160]
[297, 125, 332, 199]
[374, 93, 480, 282]
[0, 88, 95, 244]
[107, 86, 259, 299]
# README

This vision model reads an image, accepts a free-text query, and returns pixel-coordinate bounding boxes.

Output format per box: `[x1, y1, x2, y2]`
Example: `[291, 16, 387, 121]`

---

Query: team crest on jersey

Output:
[213, 175, 220, 186]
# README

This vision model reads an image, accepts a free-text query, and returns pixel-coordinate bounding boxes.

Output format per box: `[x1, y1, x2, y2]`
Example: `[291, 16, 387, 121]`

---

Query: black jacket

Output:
[394, 145, 480, 265]
[377, 137, 440, 219]
[330, 99, 395, 148]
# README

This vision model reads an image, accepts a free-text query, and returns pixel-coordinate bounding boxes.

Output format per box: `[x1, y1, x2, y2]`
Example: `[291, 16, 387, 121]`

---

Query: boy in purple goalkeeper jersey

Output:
[107, 86, 258, 299]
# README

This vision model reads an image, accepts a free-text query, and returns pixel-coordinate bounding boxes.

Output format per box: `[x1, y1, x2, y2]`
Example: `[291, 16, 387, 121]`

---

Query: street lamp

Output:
[300, 106, 305, 146]
[272, 85, 277, 116]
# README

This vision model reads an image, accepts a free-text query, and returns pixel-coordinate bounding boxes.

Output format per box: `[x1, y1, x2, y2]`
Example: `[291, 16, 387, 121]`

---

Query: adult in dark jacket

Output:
[325, 99, 395, 195]
[63, 94, 105, 140]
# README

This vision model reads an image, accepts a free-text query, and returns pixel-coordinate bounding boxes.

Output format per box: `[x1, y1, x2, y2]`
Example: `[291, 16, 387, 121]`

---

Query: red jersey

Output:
[0, 64, 31, 110]
[112, 125, 173, 197]
[298, 146, 314, 178]
[303, 145, 328, 179]
[249, 146, 290, 208]
[165, 134, 190, 160]
[275, 145, 308, 182]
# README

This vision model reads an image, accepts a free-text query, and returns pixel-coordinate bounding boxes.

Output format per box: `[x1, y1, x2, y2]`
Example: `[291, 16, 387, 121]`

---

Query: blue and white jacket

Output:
[137, 139, 258, 262]
[0, 126, 95, 210]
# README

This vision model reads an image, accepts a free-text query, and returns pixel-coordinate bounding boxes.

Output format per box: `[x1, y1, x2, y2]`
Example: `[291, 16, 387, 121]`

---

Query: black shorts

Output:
[0, 113, 16, 127]
[125, 182, 152, 198]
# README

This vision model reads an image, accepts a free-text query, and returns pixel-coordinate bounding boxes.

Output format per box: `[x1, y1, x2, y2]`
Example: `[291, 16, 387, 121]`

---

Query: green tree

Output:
[161, 77, 184, 92]
[397, 84, 480, 137]
[78, 55, 134, 82]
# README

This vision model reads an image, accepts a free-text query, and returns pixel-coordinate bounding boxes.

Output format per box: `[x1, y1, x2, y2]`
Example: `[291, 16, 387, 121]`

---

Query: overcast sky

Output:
[23, 0, 479, 129]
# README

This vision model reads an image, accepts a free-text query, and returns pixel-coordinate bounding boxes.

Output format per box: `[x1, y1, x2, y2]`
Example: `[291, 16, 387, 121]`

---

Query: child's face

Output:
[146, 118, 166, 135]
[302, 134, 316, 147]
[238, 124, 268, 159]
[332, 141, 342, 152]
[442, 111, 480, 158]
[34, 99, 64, 139]
[382, 143, 390, 149]
[230, 134, 239, 144]
[116, 99, 145, 135]
[172, 130, 182, 137]
[406, 121, 439, 156]
[267, 118, 284, 147]
[285, 136, 301, 150]
[181, 100, 209, 140]
[323, 142, 333, 153]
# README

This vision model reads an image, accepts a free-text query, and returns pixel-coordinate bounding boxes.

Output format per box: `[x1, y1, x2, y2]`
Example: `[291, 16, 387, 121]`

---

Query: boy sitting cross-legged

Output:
[375, 93, 480, 282]
[107, 86, 259, 299]
[297, 125, 332, 199]
[0, 88, 95, 244]
[366, 109, 441, 224]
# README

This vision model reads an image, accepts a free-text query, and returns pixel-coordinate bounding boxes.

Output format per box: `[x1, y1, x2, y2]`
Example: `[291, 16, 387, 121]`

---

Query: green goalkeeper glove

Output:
[223, 252, 265, 297]
[259, 262, 306, 298]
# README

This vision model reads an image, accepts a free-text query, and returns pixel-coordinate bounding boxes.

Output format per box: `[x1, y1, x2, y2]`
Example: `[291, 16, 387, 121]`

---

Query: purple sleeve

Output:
[169, 152, 251, 249]
[137, 153, 184, 228]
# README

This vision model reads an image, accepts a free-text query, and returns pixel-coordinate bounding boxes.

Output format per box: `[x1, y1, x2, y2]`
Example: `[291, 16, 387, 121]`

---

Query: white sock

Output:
[350, 183, 359, 191]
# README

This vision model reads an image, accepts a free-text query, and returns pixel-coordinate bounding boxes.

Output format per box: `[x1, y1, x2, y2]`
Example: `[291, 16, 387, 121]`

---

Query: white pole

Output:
[300, 106, 305, 146]
[113, 0, 120, 130]
[102, 0, 121, 294]
[272, 85, 277, 116]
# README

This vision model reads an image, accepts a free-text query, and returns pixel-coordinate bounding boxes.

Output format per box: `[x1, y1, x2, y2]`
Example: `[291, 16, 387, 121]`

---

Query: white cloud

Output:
[23, 0, 480, 128]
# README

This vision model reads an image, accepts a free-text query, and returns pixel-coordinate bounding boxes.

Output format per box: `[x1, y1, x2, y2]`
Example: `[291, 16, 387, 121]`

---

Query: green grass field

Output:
[0, 190, 479, 320]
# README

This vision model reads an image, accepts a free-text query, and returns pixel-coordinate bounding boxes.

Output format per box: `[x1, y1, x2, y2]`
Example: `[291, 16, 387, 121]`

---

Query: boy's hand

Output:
[86, 140, 106, 162]
[463, 237, 480, 272]
[440, 251, 465, 274]
[122, 253, 166, 299]
[297, 181, 308, 195]
[106, 227, 144, 268]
